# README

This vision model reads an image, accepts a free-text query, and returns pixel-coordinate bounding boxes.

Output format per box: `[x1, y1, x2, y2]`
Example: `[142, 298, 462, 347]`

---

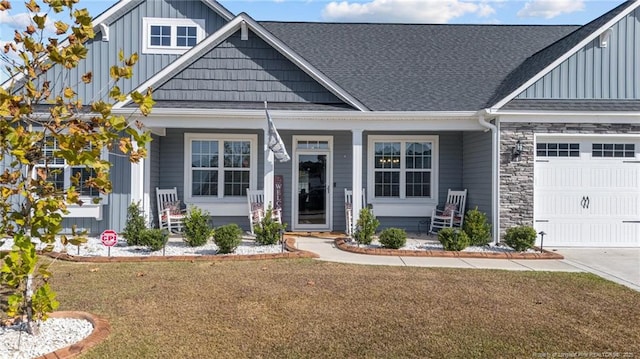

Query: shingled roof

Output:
[261, 22, 577, 112]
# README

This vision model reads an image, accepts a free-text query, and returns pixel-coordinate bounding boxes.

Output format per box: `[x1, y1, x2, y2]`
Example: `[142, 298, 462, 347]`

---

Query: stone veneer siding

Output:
[499, 122, 640, 239]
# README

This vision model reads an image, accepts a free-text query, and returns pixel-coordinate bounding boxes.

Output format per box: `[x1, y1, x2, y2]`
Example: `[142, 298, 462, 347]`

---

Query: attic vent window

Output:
[142, 17, 205, 54]
[599, 28, 612, 48]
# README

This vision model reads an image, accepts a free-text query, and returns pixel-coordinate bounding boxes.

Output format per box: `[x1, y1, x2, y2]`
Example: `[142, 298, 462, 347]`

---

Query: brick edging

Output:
[38, 236, 318, 263]
[335, 238, 564, 260]
[38, 311, 110, 359]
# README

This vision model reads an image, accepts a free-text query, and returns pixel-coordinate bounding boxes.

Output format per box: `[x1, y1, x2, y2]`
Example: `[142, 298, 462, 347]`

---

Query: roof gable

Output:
[117, 14, 367, 111]
[152, 30, 347, 107]
[489, 0, 640, 109]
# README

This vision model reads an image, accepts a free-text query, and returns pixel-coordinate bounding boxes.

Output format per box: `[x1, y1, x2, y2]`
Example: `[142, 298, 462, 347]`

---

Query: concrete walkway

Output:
[294, 236, 640, 292]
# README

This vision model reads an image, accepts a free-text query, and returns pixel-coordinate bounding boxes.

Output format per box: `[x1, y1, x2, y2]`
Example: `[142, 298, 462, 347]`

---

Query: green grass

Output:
[40, 259, 640, 358]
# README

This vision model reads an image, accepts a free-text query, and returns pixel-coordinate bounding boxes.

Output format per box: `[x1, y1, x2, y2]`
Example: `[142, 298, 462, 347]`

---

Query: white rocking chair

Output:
[344, 188, 367, 236]
[156, 187, 186, 233]
[430, 189, 467, 234]
[247, 189, 282, 234]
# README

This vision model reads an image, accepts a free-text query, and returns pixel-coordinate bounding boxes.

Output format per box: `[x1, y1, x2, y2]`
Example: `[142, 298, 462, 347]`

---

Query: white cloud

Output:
[517, 0, 585, 19]
[0, 10, 58, 35]
[322, 0, 496, 24]
[0, 11, 34, 30]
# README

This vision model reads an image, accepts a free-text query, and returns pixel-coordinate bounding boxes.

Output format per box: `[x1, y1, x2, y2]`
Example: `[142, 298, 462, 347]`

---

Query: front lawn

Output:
[47, 259, 640, 358]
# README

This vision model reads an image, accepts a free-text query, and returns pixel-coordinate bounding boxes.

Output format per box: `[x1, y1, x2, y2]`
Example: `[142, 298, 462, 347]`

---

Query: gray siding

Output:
[38, 0, 229, 103]
[518, 8, 640, 100]
[462, 131, 492, 224]
[153, 30, 344, 104]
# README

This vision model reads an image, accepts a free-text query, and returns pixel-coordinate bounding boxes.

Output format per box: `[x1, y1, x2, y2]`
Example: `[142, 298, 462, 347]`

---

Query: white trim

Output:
[599, 28, 613, 47]
[142, 17, 206, 55]
[115, 14, 368, 112]
[291, 135, 333, 231]
[201, 0, 235, 21]
[491, 1, 640, 110]
[351, 129, 364, 227]
[183, 133, 258, 216]
[366, 135, 439, 217]
[98, 23, 109, 42]
[496, 113, 640, 123]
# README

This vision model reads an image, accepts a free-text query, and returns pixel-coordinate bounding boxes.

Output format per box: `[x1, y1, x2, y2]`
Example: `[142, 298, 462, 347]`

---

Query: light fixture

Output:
[511, 139, 523, 160]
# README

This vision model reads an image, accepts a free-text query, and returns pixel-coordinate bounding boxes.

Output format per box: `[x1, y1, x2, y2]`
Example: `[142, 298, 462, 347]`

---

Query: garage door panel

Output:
[586, 165, 640, 189]
[586, 193, 640, 217]
[534, 221, 581, 246]
[535, 193, 586, 217]
[535, 165, 587, 188]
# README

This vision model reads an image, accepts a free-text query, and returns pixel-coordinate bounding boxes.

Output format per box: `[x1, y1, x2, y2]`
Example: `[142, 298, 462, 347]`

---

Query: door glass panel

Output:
[298, 154, 327, 225]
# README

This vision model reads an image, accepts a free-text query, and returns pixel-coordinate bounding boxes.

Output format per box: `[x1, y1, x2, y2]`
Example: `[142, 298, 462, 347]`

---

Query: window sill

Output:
[64, 203, 103, 220]
[369, 200, 437, 217]
[184, 200, 247, 217]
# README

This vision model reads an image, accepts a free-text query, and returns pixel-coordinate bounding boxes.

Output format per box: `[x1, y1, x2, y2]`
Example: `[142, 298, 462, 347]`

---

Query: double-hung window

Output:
[368, 135, 438, 200]
[142, 18, 205, 54]
[185, 134, 257, 201]
[34, 137, 103, 199]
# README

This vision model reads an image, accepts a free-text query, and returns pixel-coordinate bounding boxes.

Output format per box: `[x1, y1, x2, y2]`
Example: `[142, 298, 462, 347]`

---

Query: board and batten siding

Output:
[37, 0, 229, 103]
[153, 30, 344, 104]
[462, 131, 492, 224]
[518, 8, 640, 100]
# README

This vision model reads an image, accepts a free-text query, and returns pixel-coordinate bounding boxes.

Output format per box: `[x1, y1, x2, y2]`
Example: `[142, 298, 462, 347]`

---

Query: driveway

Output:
[551, 247, 640, 291]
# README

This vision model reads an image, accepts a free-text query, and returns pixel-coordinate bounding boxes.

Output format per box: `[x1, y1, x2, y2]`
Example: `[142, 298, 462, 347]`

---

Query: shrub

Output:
[139, 228, 169, 251]
[463, 207, 492, 246]
[214, 224, 242, 254]
[123, 201, 146, 246]
[354, 207, 379, 245]
[438, 228, 470, 251]
[378, 228, 407, 249]
[183, 206, 214, 247]
[254, 206, 287, 245]
[504, 226, 537, 252]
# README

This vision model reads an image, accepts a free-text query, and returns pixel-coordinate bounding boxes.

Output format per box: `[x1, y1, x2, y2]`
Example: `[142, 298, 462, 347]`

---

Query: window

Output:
[536, 143, 580, 157]
[185, 134, 257, 200]
[142, 18, 205, 54]
[592, 143, 635, 158]
[369, 136, 437, 199]
[34, 137, 101, 198]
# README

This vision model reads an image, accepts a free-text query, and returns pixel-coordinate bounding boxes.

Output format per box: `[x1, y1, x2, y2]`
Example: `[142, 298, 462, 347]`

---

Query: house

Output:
[4, 0, 639, 247]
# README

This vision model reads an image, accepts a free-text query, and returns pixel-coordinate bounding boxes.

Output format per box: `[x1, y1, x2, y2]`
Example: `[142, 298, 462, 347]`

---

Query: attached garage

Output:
[534, 135, 640, 247]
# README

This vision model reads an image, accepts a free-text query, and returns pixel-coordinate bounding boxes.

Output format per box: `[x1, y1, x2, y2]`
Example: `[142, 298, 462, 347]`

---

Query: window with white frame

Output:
[142, 18, 205, 54]
[185, 134, 257, 200]
[34, 137, 103, 198]
[369, 136, 437, 199]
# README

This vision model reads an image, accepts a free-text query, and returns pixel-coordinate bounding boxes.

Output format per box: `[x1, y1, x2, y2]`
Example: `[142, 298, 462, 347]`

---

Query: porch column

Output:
[130, 133, 149, 223]
[263, 128, 275, 207]
[352, 129, 364, 227]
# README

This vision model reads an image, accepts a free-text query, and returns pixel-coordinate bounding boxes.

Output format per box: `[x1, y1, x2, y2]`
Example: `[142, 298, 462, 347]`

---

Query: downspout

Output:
[477, 109, 500, 245]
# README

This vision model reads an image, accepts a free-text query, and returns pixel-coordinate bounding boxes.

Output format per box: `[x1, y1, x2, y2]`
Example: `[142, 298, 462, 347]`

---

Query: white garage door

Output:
[534, 136, 640, 247]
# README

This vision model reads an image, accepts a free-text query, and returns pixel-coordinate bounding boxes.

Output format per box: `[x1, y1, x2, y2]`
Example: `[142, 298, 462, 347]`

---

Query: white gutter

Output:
[477, 109, 500, 244]
[112, 107, 478, 120]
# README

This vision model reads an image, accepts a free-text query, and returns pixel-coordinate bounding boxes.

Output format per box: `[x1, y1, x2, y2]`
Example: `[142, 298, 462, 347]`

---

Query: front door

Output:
[293, 137, 332, 231]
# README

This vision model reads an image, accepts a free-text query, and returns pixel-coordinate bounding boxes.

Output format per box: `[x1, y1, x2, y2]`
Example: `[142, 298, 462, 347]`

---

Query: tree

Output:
[0, 0, 154, 334]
